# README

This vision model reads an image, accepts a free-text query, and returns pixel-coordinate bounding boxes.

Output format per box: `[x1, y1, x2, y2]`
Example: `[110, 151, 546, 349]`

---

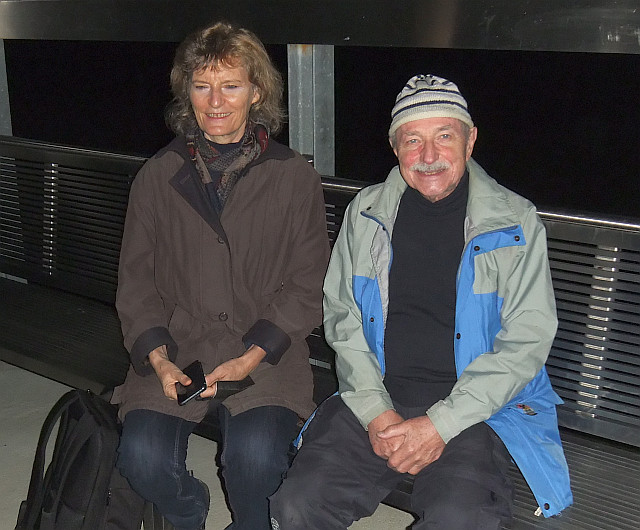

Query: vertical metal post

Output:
[287, 44, 335, 176]
[0, 39, 12, 135]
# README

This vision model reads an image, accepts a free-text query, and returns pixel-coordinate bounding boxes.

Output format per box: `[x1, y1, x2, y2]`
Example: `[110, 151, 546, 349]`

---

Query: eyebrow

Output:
[192, 79, 244, 84]
[191, 75, 246, 84]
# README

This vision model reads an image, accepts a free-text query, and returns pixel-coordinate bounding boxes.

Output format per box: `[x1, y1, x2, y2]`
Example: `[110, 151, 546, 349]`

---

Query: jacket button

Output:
[544, 503, 550, 510]
[474, 245, 480, 251]
[515, 235, 520, 242]
[456, 333, 461, 339]
[218, 312, 228, 321]
[370, 317, 375, 322]
[217, 236, 225, 244]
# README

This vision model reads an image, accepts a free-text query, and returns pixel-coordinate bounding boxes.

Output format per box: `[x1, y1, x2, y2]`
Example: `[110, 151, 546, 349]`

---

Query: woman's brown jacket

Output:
[112, 136, 329, 423]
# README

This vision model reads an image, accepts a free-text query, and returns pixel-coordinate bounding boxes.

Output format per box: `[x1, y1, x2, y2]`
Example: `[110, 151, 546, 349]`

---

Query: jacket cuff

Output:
[130, 326, 178, 376]
[242, 319, 291, 365]
[427, 400, 461, 444]
[358, 400, 396, 431]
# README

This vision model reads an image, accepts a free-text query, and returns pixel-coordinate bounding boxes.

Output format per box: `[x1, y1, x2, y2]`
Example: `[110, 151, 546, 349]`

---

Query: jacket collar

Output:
[362, 166, 406, 232]
[164, 135, 295, 243]
[465, 158, 521, 241]
[365, 158, 522, 242]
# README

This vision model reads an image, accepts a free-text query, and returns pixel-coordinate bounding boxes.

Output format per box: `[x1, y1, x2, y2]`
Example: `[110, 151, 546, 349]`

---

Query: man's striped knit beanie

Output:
[388, 74, 474, 139]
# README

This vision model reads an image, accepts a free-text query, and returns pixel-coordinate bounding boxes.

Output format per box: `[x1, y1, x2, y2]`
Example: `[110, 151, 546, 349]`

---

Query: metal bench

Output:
[1, 135, 639, 529]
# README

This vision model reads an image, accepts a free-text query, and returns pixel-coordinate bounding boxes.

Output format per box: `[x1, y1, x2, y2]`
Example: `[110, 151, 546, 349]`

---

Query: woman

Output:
[112, 22, 329, 530]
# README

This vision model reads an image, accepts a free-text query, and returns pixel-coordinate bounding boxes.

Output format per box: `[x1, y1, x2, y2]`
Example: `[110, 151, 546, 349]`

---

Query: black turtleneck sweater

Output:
[383, 172, 469, 408]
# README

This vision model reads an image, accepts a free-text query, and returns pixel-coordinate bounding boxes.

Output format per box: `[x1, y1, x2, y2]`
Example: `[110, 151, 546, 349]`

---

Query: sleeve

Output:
[323, 197, 395, 429]
[242, 160, 330, 364]
[115, 159, 177, 376]
[428, 208, 558, 443]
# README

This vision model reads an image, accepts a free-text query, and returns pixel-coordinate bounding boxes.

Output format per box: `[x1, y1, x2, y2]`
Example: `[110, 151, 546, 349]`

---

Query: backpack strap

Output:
[40, 394, 114, 530]
[16, 390, 82, 530]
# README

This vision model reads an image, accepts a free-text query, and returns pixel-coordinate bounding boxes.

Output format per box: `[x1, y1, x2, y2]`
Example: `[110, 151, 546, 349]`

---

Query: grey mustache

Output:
[410, 162, 450, 173]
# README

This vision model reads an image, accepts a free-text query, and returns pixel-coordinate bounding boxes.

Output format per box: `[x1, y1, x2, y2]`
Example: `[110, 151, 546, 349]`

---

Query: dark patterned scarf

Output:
[186, 123, 269, 213]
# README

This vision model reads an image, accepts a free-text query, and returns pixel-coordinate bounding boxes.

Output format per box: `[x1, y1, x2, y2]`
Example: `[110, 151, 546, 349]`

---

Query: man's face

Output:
[392, 117, 477, 202]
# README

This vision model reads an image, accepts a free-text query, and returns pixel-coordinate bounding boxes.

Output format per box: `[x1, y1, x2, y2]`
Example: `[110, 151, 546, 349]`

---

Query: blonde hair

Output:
[166, 21, 285, 136]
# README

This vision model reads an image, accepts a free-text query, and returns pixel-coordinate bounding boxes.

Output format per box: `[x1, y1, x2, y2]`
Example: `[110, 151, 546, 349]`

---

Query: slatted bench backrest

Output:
[1, 135, 639, 447]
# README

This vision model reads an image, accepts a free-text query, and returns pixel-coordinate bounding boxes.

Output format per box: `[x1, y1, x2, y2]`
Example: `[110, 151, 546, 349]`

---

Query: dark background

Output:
[4, 40, 639, 219]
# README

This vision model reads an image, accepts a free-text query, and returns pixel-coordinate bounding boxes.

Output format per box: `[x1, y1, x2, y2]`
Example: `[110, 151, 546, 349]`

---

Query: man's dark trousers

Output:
[270, 396, 514, 529]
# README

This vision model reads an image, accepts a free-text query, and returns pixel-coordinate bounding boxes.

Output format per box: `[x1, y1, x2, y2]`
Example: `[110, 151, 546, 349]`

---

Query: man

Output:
[270, 75, 572, 529]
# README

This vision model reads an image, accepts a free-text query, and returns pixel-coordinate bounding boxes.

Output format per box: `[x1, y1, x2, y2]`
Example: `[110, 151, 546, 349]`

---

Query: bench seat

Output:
[0, 276, 129, 394]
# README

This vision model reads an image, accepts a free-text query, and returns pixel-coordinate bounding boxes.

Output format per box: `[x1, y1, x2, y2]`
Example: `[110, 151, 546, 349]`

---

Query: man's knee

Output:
[413, 477, 512, 529]
[418, 497, 510, 529]
[269, 474, 330, 529]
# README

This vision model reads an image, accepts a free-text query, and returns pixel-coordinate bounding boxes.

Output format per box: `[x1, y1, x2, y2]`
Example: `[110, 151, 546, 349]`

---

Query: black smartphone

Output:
[176, 360, 207, 406]
[215, 377, 254, 400]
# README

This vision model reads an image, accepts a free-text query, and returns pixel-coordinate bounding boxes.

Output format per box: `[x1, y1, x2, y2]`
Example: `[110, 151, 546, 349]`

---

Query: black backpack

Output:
[15, 389, 145, 530]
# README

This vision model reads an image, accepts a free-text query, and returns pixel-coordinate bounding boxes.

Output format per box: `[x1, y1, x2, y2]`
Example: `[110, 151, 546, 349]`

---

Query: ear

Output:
[389, 136, 398, 158]
[251, 86, 261, 105]
[465, 127, 478, 160]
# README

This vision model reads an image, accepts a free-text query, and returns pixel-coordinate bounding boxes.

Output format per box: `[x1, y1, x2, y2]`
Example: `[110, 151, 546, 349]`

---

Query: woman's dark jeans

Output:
[117, 403, 298, 530]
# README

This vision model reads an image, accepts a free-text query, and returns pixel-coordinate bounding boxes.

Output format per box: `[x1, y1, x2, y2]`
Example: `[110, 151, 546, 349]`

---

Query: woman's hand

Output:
[148, 345, 192, 401]
[200, 344, 266, 399]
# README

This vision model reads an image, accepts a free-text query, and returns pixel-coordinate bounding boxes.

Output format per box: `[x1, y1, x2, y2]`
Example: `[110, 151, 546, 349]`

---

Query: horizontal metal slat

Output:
[555, 324, 640, 349]
[52, 256, 119, 276]
[547, 369, 640, 404]
[53, 230, 123, 255]
[556, 323, 640, 349]
[51, 164, 136, 185]
[550, 261, 640, 288]
[550, 374, 640, 408]
[548, 236, 640, 256]
[547, 347, 640, 376]
[555, 314, 640, 340]
[554, 398, 640, 426]
[556, 301, 636, 322]
[554, 327, 640, 355]
[548, 242, 640, 262]
[553, 330, 640, 359]
[47, 214, 126, 241]
[555, 290, 640, 324]
[0, 137, 145, 174]
[548, 358, 640, 390]
[550, 270, 620, 291]
[55, 190, 130, 212]
[548, 244, 640, 268]
[52, 170, 131, 198]
[548, 374, 640, 409]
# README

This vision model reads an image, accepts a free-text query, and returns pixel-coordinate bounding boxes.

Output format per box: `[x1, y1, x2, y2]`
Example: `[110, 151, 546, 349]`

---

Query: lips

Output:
[206, 112, 231, 118]
[417, 168, 447, 177]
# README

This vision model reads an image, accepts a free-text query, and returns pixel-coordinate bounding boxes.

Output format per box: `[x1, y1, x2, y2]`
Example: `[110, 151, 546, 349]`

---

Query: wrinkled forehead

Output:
[192, 54, 245, 75]
[396, 116, 467, 136]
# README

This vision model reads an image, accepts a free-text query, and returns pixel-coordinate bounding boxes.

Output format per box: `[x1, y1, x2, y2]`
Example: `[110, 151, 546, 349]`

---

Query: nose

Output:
[208, 87, 223, 108]
[420, 140, 438, 164]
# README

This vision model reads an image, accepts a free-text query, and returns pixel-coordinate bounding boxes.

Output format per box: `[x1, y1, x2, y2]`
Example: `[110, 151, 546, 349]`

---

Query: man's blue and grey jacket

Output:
[322, 158, 573, 517]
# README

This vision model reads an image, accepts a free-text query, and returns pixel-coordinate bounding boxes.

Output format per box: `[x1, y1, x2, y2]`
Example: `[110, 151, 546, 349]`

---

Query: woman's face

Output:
[189, 62, 260, 144]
